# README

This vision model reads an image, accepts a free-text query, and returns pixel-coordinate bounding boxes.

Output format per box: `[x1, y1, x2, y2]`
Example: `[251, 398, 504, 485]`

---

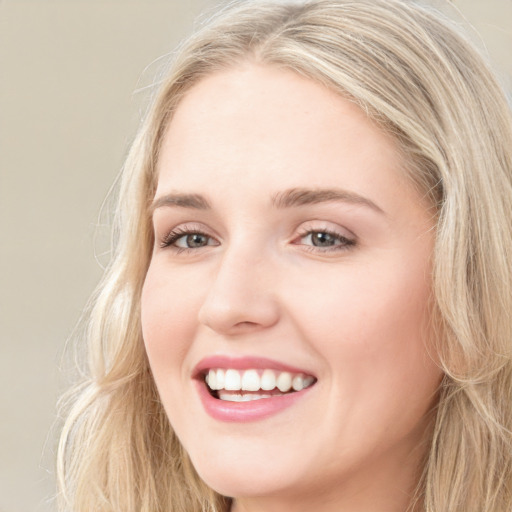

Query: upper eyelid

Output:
[159, 230, 355, 255]
[163, 225, 217, 241]
[155, 220, 357, 246]
[157, 221, 216, 237]
[295, 228, 353, 240]
[294, 221, 356, 240]
[294, 229, 356, 247]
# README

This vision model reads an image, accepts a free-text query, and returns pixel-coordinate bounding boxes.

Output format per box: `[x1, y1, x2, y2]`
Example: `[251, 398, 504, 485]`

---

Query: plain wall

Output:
[0, 1, 510, 511]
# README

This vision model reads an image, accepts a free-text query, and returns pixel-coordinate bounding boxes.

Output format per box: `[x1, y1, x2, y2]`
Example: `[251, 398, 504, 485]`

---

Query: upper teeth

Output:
[205, 368, 315, 393]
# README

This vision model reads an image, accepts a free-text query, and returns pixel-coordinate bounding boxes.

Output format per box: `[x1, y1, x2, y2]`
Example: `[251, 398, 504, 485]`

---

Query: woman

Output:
[57, 0, 512, 511]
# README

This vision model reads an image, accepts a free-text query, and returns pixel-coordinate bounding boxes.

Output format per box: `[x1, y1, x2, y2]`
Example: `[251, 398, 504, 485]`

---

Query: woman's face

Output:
[141, 63, 442, 510]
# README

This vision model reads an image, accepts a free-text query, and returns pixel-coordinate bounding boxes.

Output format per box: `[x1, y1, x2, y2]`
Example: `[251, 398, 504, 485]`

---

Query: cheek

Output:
[289, 254, 432, 345]
[286, 250, 440, 422]
[140, 261, 202, 376]
[319, 274, 438, 468]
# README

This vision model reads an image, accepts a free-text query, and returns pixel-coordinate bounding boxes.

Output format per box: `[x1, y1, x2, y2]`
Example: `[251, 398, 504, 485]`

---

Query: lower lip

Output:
[195, 380, 314, 422]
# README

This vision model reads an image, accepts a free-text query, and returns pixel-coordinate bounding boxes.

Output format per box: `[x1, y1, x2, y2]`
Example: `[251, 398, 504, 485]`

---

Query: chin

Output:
[189, 449, 302, 499]
[201, 472, 292, 500]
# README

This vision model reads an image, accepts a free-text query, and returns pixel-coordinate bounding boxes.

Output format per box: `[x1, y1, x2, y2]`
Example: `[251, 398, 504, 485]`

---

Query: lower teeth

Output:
[217, 392, 287, 402]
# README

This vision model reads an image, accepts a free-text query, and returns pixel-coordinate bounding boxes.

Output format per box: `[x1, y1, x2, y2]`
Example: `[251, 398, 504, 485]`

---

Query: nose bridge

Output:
[198, 239, 279, 333]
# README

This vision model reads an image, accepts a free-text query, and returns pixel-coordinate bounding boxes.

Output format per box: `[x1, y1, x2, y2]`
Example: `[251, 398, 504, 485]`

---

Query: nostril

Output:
[234, 321, 259, 328]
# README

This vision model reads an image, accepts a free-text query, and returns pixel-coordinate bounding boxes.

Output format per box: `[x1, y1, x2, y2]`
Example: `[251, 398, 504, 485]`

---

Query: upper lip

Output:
[192, 355, 316, 379]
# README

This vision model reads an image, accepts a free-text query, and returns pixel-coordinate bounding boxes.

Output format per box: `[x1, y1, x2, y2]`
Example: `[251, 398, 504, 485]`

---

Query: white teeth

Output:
[276, 371, 292, 392]
[303, 376, 315, 388]
[218, 392, 274, 402]
[292, 375, 304, 391]
[260, 369, 276, 391]
[241, 369, 260, 391]
[207, 369, 217, 390]
[224, 369, 242, 390]
[216, 369, 225, 390]
[205, 368, 316, 395]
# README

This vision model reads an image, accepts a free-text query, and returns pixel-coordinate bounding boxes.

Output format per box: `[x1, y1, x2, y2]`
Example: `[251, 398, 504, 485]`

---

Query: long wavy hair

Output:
[57, 1, 512, 510]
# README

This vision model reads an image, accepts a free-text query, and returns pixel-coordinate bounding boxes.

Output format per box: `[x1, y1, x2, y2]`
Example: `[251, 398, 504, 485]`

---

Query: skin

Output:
[141, 63, 443, 512]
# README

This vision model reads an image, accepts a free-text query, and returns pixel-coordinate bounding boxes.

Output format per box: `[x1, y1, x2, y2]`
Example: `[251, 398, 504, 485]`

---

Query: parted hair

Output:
[57, 1, 512, 511]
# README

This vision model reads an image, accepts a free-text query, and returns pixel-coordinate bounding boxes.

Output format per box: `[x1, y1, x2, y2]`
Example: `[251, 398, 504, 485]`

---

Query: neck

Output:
[229, 443, 426, 512]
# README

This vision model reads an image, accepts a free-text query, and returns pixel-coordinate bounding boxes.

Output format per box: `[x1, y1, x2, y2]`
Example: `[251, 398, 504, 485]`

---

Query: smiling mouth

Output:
[204, 368, 316, 402]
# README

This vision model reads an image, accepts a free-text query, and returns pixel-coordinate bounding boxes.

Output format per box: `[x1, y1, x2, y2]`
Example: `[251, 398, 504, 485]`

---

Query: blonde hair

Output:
[57, 1, 512, 511]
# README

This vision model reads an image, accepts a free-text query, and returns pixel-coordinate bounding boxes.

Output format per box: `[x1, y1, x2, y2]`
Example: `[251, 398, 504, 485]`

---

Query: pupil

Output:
[187, 234, 207, 247]
[312, 232, 335, 247]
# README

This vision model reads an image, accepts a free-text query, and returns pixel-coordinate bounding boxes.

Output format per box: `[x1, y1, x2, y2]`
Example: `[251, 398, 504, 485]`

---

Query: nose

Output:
[198, 247, 280, 335]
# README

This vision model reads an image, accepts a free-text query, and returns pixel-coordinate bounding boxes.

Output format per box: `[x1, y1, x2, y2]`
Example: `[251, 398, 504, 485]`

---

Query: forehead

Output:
[155, 63, 415, 215]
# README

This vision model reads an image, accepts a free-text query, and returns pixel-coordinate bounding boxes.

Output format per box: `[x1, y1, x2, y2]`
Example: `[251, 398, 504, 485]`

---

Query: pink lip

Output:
[195, 380, 314, 422]
[193, 355, 316, 423]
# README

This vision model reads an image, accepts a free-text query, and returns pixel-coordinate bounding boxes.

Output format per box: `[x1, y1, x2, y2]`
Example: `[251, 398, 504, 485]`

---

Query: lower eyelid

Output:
[299, 240, 355, 252]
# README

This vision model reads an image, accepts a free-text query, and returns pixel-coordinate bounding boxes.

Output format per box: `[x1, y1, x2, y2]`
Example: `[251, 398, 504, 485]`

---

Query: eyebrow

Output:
[270, 187, 384, 213]
[150, 187, 384, 215]
[150, 193, 211, 213]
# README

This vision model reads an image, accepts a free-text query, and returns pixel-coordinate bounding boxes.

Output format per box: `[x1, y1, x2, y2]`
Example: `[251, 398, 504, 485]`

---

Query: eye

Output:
[175, 233, 211, 249]
[295, 228, 356, 252]
[160, 227, 219, 252]
[305, 231, 342, 247]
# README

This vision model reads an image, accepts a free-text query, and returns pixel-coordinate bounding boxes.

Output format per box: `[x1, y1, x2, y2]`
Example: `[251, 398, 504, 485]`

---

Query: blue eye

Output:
[297, 230, 355, 251]
[308, 231, 341, 247]
[160, 228, 219, 251]
[175, 233, 211, 248]
[159, 226, 355, 254]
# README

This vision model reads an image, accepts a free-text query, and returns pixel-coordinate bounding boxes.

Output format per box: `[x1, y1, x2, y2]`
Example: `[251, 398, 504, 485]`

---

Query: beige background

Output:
[0, 1, 510, 511]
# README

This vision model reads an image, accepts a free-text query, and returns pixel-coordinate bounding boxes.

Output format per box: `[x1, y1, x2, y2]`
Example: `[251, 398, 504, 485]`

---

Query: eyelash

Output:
[159, 226, 217, 253]
[294, 227, 356, 253]
[159, 226, 356, 254]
